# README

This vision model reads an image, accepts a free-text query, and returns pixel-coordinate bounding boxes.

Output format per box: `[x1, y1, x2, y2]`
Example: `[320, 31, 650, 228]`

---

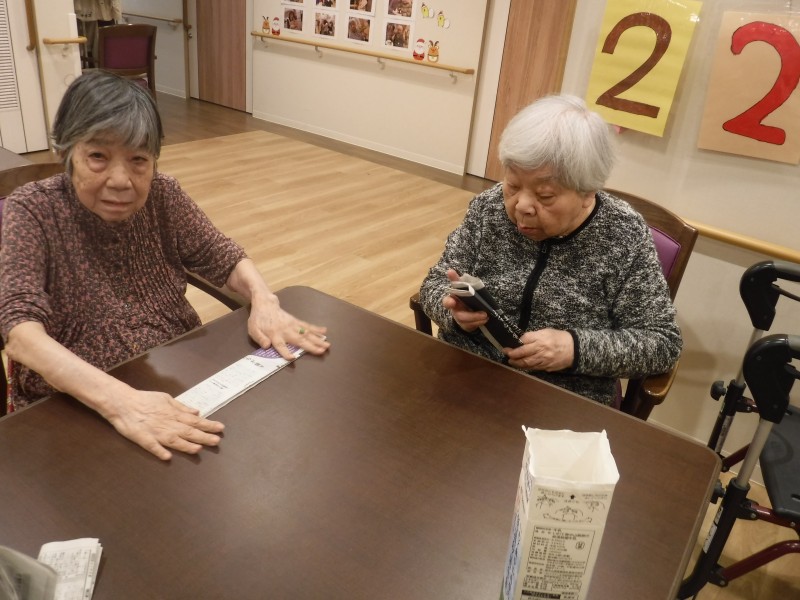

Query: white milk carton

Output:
[501, 428, 620, 600]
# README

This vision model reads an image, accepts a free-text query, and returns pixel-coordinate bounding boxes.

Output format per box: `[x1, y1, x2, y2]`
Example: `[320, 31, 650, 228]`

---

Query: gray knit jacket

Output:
[419, 184, 682, 405]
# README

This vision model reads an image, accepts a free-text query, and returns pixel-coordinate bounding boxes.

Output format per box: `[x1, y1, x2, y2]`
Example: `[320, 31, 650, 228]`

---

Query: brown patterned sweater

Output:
[0, 172, 246, 407]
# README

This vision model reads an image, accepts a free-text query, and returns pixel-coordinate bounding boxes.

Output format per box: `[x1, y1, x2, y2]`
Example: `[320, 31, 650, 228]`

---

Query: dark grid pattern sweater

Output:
[0, 172, 246, 407]
[419, 184, 682, 405]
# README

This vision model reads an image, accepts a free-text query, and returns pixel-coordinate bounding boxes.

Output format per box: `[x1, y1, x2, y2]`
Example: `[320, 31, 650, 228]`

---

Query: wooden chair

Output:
[0, 163, 245, 416]
[408, 189, 698, 421]
[96, 24, 158, 99]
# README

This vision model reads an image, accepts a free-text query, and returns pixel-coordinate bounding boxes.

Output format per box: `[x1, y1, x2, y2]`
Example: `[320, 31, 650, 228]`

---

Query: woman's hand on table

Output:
[247, 294, 330, 361]
[104, 390, 225, 461]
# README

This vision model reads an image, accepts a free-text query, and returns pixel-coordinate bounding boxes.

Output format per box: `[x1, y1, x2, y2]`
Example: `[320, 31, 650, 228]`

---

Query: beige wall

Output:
[249, 0, 488, 174]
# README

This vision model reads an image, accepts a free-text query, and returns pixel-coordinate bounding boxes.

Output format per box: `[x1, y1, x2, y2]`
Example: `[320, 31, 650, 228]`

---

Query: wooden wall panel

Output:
[485, 0, 578, 182]
[196, 0, 245, 111]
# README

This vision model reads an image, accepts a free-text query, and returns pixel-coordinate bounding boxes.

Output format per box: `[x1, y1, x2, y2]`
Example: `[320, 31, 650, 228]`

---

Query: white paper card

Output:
[502, 428, 619, 600]
[177, 345, 304, 418]
[37, 538, 102, 600]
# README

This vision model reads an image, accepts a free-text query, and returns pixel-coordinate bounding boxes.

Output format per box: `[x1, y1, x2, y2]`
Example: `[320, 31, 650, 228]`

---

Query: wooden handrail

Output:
[122, 13, 183, 27]
[688, 220, 800, 264]
[42, 37, 87, 45]
[251, 30, 475, 75]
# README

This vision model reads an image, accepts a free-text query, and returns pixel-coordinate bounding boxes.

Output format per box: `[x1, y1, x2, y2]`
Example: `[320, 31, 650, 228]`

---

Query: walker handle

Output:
[742, 333, 800, 424]
[739, 260, 800, 330]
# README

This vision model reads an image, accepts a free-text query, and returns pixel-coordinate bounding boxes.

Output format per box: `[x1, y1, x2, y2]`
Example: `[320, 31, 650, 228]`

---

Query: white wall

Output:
[251, 0, 488, 174]
[122, 0, 186, 98]
[561, 0, 800, 476]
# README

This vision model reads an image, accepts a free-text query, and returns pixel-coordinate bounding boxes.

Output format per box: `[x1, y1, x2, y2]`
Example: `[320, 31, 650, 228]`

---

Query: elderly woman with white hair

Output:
[418, 94, 681, 405]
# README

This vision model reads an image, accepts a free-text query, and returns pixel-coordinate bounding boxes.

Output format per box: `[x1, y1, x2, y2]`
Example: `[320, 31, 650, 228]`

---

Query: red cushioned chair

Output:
[97, 23, 158, 99]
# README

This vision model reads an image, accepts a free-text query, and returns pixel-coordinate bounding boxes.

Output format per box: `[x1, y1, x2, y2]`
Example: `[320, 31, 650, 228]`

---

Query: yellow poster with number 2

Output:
[586, 0, 702, 136]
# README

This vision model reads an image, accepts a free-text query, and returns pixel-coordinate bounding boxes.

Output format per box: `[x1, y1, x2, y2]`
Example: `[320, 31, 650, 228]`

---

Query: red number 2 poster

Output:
[697, 12, 800, 164]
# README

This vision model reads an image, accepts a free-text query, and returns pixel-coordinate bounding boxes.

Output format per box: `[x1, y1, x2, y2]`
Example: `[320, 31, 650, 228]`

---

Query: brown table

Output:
[0, 286, 719, 599]
[0, 147, 31, 170]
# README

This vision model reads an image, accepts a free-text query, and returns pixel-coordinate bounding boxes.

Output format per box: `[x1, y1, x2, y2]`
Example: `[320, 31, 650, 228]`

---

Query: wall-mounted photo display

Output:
[283, 0, 304, 4]
[384, 20, 412, 50]
[387, 0, 415, 20]
[349, 0, 375, 15]
[284, 6, 304, 32]
[315, 10, 337, 38]
[316, 0, 336, 7]
[347, 16, 372, 43]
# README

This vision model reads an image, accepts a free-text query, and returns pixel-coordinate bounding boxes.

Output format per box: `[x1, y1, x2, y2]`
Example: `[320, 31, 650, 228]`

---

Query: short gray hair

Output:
[497, 94, 615, 194]
[51, 70, 163, 174]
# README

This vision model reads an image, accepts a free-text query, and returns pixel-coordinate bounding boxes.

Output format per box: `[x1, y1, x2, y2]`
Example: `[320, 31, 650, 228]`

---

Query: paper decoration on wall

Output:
[413, 38, 426, 60]
[266, 16, 281, 35]
[436, 10, 450, 28]
[697, 12, 800, 164]
[585, 0, 701, 137]
[421, 3, 433, 18]
[427, 40, 439, 63]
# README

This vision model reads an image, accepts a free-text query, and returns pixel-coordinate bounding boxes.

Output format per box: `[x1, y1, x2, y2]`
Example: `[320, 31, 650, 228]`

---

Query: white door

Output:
[0, 0, 48, 152]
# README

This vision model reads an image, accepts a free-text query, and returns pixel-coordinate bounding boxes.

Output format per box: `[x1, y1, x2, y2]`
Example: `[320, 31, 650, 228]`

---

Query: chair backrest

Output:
[0, 162, 64, 200]
[0, 163, 65, 241]
[604, 189, 698, 298]
[605, 189, 698, 419]
[97, 24, 157, 98]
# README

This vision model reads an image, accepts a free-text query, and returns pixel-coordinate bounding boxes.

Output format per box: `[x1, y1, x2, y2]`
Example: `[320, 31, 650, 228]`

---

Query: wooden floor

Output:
[24, 93, 800, 599]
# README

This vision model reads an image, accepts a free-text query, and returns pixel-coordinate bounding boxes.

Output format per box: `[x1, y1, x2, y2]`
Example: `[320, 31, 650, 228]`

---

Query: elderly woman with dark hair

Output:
[0, 70, 329, 459]
[418, 94, 681, 406]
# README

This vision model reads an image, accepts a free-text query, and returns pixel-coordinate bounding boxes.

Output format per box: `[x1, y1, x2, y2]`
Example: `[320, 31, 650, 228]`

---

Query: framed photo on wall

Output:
[349, 0, 375, 16]
[347, 16, 372, 43]
[284, 7, 304, 32]
[387, 0, 415, 19]
[383, 20, 412, 49]
[314, 10, 337, 38]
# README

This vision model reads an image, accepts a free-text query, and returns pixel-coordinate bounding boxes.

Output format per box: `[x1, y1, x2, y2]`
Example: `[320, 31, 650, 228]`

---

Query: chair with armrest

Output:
[96, 24, 158, 99]
[0, 162, 245, 416]
[408, 188, 698, 421]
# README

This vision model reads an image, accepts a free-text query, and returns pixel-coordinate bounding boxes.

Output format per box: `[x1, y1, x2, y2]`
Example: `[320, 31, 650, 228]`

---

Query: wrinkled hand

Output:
[504, 328, 575, 372]
[442, 268, 488, 332]
[247, 296, 330, 360]
[105, 390, 225, 461]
